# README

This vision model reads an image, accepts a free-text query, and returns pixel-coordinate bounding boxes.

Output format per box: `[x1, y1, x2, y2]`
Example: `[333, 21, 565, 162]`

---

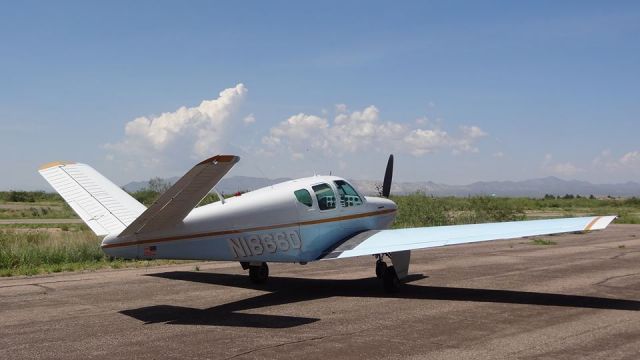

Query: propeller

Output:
[382, 154, 394, 198]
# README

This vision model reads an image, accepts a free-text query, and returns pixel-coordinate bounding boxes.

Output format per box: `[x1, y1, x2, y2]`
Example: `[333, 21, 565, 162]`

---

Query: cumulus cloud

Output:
[262, 105, 487, 159]
[620, 151, 640, 166]
[243, 113, 255, 125]
[335, 103, 348, 113]
[551, 162, 582, 176]
[106, 84, 247, 167]
[542, 153, 582, 177]
[593, 149, 640, 172]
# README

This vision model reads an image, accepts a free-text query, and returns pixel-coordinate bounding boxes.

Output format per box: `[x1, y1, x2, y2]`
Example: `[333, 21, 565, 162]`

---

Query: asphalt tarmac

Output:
[1, 224, 639, 359]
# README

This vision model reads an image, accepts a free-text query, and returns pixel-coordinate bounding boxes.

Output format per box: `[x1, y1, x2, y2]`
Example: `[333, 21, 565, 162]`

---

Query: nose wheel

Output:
[249, 262, 269, 284]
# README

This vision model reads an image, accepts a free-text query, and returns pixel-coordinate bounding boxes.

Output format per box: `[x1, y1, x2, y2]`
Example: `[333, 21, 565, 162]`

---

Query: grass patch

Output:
[0, 203, 77, 219]
[390, 194, 640, 228]
[0, 223, 88, 231]
[0, 229, 191, 276]
[531, 238, 557, 246]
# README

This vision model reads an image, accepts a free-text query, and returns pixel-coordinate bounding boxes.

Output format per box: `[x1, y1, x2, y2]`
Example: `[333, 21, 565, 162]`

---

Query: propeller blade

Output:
[382, 154, 394, 198]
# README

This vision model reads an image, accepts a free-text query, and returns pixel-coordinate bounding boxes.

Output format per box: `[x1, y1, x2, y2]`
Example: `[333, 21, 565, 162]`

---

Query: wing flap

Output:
[322, 216, 616, 260]
[119, 155, 239, 236]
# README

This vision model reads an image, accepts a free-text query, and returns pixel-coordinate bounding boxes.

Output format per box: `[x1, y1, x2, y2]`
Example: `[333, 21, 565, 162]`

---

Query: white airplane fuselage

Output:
[101, 175, 397, 263]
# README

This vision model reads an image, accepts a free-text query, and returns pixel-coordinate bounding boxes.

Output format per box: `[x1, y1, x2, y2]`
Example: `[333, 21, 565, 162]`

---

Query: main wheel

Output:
[249, 263, 269, 284]
[375, 260, 387, 279]
[383, 266, 400, 293]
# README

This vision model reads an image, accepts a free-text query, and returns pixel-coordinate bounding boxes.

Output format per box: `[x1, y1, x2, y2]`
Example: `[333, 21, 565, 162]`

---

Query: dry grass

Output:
[0, 229, 189, 276]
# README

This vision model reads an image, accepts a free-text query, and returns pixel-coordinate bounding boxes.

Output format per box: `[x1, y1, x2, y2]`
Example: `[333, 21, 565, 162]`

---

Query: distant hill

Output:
[123, 175, 640, 198]
[350, 176, 640, 197]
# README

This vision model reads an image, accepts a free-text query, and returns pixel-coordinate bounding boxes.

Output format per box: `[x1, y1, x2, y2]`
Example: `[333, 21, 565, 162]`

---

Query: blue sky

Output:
[1, 1, 639, 190]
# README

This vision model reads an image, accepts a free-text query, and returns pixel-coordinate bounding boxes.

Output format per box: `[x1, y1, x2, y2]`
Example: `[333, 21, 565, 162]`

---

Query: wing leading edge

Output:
[321, 216, 616, 260]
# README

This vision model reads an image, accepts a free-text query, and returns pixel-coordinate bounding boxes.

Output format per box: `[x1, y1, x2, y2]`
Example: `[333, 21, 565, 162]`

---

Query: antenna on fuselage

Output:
[213, 187, 225, 204]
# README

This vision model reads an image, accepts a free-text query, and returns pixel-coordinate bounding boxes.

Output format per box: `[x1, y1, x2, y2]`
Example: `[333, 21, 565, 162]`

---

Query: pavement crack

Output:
[609, 250, 640, 260]
[594, 272, 640, 288]
[224, 330, 364, 359]
[33, 284, 55, 293]
[0, 278, 89, 289]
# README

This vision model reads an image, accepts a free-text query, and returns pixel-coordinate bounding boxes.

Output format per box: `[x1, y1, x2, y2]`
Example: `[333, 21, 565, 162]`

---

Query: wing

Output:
[321, 216, 616, 260]
[119, 155, 240, 236]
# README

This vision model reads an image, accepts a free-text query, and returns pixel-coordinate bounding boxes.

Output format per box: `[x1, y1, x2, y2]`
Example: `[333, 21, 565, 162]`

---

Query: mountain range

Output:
[123, 176, 640, 198]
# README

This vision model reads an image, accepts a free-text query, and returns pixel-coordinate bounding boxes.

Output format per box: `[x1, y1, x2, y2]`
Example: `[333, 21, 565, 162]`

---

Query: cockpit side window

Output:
[294, 189, 313, 207]
[333, 180, 363, 207]
[312, 183, 336, 210]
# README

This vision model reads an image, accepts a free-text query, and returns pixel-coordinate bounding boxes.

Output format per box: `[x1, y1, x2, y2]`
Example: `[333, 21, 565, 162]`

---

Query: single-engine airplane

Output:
[39, 155, 615, 292]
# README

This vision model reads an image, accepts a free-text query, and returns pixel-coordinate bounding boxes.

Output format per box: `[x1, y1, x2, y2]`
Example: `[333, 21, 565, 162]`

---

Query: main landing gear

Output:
[375, 255, 400, 293]
[241, 262, 269, 284]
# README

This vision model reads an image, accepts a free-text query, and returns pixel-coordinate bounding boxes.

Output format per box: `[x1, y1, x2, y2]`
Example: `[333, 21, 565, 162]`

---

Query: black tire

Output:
[375, 260, 387, 279]
[249, 263, 269, 284]
[383, 266, 400, 293]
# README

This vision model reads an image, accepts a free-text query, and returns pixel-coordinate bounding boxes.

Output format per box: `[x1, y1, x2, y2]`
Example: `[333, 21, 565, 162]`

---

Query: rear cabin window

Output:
[334, 180, 363, 207]
[312, 183, 336, 210]
[294, 189, 313, 207]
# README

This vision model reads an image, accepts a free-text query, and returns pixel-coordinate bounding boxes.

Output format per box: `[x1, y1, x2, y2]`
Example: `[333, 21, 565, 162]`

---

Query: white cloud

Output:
[403, 129, 452, 156]
[593, 149, 640, 172]
[106, 83, 248, 168]
[493, 151, 505, 158]
[261, 113, 331, 156]
[415, 117, 429, 125]
[243, 113, 255, 125]
[461, 125, 487, 139]
[542, 153, 582, 177]
[335, 103, 348, 113]
[551, 162, 582, 176]
[620, 151, 640, 166]
[262, 105, 487, 159]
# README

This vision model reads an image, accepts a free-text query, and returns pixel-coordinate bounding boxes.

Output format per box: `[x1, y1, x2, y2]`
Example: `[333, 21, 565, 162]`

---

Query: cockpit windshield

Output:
[334, 180, 363, 207]
[312, 183, 336, 210]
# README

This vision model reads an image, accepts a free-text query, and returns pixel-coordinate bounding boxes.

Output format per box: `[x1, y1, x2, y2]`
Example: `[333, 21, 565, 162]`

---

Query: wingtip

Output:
[38, 161, 75, 171]
[197, 155, 240, 165]
[584, 215, 617, 231]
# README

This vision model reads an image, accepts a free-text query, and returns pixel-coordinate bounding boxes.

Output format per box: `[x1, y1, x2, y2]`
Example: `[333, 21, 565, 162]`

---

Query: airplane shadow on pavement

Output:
[119, 271, 640, 328]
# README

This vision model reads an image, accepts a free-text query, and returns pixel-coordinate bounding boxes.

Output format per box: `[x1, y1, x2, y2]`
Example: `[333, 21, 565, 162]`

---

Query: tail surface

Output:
[38, 162, 146, 236]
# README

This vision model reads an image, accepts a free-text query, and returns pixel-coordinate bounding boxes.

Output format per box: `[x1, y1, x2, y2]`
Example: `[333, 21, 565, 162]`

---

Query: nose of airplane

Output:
[383, 197, 397, 211]
[364, 196, 397, 229]
[367, 196, 397, 211]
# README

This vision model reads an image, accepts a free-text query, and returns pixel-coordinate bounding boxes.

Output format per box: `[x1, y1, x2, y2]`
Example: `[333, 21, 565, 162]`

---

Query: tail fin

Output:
[38, 161, 146, 236]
